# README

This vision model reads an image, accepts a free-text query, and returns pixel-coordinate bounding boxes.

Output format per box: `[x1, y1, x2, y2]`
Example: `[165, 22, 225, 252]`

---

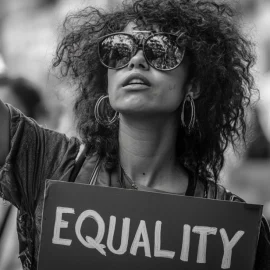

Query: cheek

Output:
[107, 70, 120, 109]
[165, 67, 189, 105]
[159, 79, 186, 108]
[107, 69, 120, 90]
[168, 85, 185, 108]
[107, 70, 114, 94]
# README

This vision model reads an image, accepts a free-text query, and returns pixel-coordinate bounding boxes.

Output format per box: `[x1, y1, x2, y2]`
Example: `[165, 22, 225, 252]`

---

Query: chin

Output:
[117, 107, 147, 115]
[113, 100, 145, 112]
[119, 108, 173, 118]
[112, 101, 176, 116]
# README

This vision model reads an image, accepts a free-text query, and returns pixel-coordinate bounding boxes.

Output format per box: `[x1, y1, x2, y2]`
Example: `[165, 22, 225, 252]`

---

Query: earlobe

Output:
[186, 80, 200, 100]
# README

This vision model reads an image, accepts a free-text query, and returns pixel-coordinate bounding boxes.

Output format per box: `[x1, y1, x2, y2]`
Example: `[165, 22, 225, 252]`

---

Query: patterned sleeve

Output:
[0, 104, 81, 212]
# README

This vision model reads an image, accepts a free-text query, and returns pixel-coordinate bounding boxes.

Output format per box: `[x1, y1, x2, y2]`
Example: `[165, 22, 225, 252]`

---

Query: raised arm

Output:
[0, 99, 10, 166]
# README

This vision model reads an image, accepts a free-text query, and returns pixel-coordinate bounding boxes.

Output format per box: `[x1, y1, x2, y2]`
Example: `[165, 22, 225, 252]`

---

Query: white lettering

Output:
[192, 226, 217, 263]
[75, 210, 106, 256]
[107, 216, 130, 255]
[180, 224, 191, 262]
[130, 220, 151, 258]
[52, 207, 74, 246]
[154, 221, 175, 259]
[220, 229, 245, 269]
[51, 206, 246, 268]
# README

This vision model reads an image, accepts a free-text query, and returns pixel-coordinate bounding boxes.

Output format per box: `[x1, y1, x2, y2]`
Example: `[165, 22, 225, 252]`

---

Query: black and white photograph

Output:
[0, 0, 270, 269]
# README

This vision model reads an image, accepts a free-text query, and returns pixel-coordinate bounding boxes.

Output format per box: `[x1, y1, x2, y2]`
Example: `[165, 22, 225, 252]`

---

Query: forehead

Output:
[123, 21, 160, 34]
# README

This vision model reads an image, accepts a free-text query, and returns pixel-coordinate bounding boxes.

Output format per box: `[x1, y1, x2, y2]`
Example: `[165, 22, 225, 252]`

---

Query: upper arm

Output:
[0, 99, 10, 166]
[0, 104, 80, 209]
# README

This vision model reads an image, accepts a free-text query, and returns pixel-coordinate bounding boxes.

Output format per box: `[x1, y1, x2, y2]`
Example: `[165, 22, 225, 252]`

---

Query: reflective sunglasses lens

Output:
[99, 34, 135, 69]
[144, 34, 184, 70]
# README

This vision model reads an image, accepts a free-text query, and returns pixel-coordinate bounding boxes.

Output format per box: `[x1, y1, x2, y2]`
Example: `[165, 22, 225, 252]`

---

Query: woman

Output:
[0, 0, 269, 269]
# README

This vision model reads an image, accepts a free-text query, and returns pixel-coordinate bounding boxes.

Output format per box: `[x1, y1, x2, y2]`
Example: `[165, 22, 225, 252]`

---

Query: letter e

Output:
[52, 207, 74, 246]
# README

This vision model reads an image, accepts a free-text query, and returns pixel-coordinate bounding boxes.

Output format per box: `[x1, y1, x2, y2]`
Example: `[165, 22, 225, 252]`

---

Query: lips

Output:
[122, 73, 151, 87]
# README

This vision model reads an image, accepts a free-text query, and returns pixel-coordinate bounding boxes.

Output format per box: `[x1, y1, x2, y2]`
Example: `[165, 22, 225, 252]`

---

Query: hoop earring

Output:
[181, 93, 196, 135]
[94, 95, 118, 126]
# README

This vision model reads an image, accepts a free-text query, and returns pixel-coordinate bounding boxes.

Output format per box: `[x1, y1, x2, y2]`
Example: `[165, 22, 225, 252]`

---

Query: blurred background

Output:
[0, 0, 270, 269]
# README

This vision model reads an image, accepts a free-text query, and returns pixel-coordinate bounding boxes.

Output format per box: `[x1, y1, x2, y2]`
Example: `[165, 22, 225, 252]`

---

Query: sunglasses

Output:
[98, 31, 185, 71]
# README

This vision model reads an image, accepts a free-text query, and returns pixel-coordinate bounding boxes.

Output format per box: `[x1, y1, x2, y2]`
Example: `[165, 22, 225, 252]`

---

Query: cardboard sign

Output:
[38, 180, 262, 270]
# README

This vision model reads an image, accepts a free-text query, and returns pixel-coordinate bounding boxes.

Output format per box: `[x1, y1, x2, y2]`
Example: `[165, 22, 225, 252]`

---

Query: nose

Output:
[127, 50, 150, 70]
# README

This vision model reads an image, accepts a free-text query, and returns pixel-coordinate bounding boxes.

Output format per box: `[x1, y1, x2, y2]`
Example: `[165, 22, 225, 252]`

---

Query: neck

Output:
[118, 113, 188, 193]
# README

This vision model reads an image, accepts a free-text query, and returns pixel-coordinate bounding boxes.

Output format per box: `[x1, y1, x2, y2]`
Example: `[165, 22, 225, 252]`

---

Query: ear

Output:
[185, 79, 200, 100]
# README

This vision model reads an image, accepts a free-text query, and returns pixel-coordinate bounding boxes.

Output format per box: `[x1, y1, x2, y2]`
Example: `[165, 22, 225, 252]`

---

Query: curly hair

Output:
[53, 0, 257, 183]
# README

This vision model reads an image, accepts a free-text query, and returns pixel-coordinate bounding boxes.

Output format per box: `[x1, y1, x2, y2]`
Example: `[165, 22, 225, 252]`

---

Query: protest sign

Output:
[38, 180, 262, 270]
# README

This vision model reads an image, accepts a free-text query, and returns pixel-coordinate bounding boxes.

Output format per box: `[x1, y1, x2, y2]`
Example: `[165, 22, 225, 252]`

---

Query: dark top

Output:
[0, 104, 269, 270]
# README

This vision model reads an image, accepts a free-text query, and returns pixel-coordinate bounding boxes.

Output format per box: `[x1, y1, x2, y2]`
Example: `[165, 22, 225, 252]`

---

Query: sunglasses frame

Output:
[98, 32, 186, 71]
